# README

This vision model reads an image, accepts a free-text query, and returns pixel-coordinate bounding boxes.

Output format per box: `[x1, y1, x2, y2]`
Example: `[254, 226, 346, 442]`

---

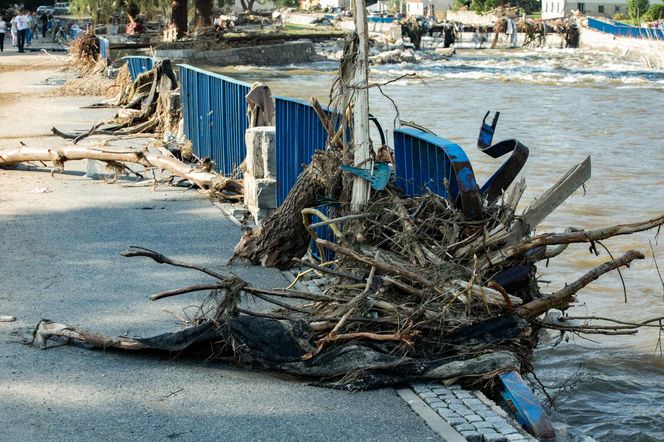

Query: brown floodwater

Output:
[204, 47, 664, 441]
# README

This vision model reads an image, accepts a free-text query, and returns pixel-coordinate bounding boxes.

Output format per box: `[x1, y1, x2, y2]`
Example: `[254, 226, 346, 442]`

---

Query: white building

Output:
[404, 0, 452, 17]
[542, 0, 627, 19]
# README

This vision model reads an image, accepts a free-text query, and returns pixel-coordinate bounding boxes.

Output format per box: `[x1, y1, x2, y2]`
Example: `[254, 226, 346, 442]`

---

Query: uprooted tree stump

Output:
[52, 59, 180, 143]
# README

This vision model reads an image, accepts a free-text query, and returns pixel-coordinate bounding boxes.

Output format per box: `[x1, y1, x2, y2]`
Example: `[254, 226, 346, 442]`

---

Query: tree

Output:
[628, 0, 649, 20]
[195, 0, 213, 27]
[171, 0, 188, 37]
[643, 3, 664, 20]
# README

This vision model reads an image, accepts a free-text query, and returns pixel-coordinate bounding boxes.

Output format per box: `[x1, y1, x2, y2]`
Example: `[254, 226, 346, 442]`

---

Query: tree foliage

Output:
[643, 3, 664, 20]
[627, 0, 649, 19]
[69, 0, 170, 23]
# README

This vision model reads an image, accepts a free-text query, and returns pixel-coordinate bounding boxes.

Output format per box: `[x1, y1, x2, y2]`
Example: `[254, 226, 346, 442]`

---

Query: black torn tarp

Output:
[34, 315, 525, 390]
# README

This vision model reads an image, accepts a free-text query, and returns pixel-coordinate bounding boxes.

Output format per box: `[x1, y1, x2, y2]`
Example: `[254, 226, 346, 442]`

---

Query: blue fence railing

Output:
[69, 28, 83, 40]
[393, 127, 483, 219]
[122, 56, 156, 81]
[274, 96, 332, 205]
[587, 17, 664, 40]
[179, 64, 250, 175]
[98, 37, 110, 63]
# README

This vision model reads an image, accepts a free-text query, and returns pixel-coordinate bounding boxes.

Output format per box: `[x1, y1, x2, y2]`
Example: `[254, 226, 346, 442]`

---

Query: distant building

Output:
[541, 0, 627, 19]
[404, 0, 452, 17]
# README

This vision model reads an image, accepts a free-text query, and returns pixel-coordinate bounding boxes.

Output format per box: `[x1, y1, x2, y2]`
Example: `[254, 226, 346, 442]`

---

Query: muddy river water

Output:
[208, 47, 664, 441]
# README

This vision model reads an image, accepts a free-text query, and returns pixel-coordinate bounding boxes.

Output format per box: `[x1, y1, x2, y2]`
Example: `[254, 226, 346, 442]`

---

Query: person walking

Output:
[10, 13, 17, 47]
[25, 11, 33, 47]
[40, 11, 48, 38]
[0, 16, 6, 53]
[15, 11, 28, 53]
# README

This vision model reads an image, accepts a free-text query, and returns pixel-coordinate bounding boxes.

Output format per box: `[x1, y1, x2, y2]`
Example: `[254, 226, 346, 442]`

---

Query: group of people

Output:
[0, 10, 51, 54]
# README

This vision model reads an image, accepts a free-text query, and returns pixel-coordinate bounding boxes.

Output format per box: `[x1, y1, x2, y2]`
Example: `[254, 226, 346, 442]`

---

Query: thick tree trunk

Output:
[195, 0, 214, 27]
[240, 0, 256, 12]
[232, 149, 342, 268]
[171, 0, 188, 38]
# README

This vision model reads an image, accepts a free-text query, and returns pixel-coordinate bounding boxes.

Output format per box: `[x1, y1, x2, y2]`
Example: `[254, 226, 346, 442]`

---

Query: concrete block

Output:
[418, 392, 437, 399]
[411, 384, 430, 393]
[254, 178, 277, 209]
[245, 128, 265, 178]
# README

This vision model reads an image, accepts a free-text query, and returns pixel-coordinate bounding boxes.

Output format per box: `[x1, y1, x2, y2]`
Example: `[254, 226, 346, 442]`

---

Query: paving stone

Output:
[505, 434, 527, 441]
[472, 421, 494, 430]
[460, 431, 483, 442]
[485, 416, 508, 424]
[463, 398, 484, 407]
[445, 399, 463, 405]
[419, 392, 437, 399]
[432, 388, 452, 395]
[436, 408, 457, 418]
[455, 423, 477, 432]
[483, 433, 509, 442]
[449, 405, 472, 416]
[425, 400, 445, 409]
[495, 426, 519, 436]
[448, 384, 462, 390]
[464, 414, 483, 423]
[446, 417, 469, 427]
[454, 391, 473, 399]
[411, 384, 430, 393]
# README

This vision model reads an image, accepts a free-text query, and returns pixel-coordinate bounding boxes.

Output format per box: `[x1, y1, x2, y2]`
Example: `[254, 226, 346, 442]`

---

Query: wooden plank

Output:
[505, 155, 591, 245]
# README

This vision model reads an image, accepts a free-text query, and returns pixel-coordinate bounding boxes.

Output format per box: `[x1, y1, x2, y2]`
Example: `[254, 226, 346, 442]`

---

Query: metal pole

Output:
[350, 0, 371, 212]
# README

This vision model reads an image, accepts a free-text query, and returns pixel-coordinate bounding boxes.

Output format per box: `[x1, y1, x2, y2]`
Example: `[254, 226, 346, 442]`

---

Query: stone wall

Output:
[154, 40, 316, 66]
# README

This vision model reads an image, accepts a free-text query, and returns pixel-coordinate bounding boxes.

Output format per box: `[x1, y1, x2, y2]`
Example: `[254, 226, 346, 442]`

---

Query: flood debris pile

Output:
[60, 30, 123, 97]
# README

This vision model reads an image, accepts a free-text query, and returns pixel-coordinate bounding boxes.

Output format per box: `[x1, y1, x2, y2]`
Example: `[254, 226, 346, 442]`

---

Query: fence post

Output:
[244, 127, 278, 223]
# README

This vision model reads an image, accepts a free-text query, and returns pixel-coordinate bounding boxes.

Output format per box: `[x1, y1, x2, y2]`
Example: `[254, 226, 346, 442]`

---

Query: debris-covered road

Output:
[0, 48, 441, 441]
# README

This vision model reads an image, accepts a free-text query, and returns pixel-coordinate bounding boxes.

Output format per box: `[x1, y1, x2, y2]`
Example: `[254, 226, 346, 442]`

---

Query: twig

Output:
[121, 246, 228, 280]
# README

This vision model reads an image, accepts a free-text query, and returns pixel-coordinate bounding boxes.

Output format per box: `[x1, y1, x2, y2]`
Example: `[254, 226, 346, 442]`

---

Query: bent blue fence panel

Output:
[123, 56, 155, 81]
[179, 64, 251, 175]
[393, 127, 482, 218]
[274, 96, 331, 205]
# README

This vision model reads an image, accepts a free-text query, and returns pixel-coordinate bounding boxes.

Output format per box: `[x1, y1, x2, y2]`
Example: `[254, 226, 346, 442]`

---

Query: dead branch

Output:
[516, 250, 645, 318]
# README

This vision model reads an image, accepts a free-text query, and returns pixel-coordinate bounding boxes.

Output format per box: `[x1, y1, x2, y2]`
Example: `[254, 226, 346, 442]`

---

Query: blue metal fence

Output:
[69, 28, 82, 40]
[587, 17, 664, 40]
[274, 96, 332, 205]
[123, 56, 156, 81]
[393, 127, 483, 219]
[179, 64, 251, 175]
[98, 37, 111, 63]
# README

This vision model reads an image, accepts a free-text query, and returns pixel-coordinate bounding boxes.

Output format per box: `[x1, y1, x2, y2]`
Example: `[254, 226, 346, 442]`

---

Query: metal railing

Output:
[274, 96, 333, 205]
[393, 127, 483, 219]
[98, 37, 111, 63]
[179, 64, 251, 175]
[122, 56, 156, 81]
[587, 17, 664, 40]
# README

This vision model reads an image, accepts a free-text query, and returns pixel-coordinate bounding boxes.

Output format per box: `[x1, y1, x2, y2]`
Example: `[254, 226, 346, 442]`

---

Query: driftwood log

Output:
[0, 145, 240, 193]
